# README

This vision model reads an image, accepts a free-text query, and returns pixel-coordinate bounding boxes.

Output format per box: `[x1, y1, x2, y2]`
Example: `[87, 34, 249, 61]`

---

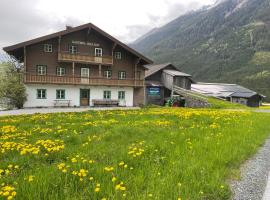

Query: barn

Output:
[145, 63, 194, 105]
[191, 83, 265, 107]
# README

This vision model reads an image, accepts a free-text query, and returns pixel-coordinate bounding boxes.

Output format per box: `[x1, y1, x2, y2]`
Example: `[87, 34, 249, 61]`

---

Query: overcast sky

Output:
[0, 0, 215, 53]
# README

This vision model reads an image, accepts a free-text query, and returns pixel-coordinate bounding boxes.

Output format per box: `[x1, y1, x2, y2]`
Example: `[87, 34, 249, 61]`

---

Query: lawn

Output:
[1, 108, 270, 200]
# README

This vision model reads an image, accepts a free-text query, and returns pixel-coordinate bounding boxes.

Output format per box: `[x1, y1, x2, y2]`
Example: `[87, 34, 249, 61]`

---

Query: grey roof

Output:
[163, 69, 192, 77]
[145, 81, 164, 87]
[145, 63, 175, 77]
[191, 83, 264, 98]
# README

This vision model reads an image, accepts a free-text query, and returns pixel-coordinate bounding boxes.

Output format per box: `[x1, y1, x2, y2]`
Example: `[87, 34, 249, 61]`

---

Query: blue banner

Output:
[148, 87, 160, 96]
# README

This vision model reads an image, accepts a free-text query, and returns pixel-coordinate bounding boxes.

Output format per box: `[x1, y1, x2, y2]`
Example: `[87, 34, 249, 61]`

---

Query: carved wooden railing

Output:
[58, 51, 113, 65]
[23, 73, 144, 87]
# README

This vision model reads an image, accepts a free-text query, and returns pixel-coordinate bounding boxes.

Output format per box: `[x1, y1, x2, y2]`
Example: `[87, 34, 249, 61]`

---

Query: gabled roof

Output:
[163, 69, 191, 77]
[3, 22, 153, 64]
[145, 63, 177, 77]
[191, 83, 265, 98]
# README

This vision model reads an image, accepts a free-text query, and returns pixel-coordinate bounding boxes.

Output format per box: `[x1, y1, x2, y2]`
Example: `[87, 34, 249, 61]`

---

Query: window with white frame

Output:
[44, 44, 53, 52]
[118, 71, 126, 80]
[56, 89, 65, 99]
[95, 48, 102, 57]
[37, 89, 46, 99]
[81, 68, 90, 78]
[103, 70, 112, 78]
[103, 91, 111, 100]
[56, 67, 66, 76]
[69, 45, 77, 54]
[37, 65, 47, 75]
[118, 91, 125, 100]
[115, 52, 121, 59]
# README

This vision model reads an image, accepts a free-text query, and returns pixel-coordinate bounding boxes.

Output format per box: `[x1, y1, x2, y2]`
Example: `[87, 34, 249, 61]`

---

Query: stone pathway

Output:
[231, 138, 270, 200]
[0, 107, 139, 116]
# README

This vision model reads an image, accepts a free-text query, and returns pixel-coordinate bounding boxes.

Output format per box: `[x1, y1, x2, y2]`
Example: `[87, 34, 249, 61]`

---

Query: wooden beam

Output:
[99, 64, 102, 77]
[58, 36, 61, 51]
[24, 46, 27, 72]
[134, 58, 141, 87]
[111, 43, 117, 65]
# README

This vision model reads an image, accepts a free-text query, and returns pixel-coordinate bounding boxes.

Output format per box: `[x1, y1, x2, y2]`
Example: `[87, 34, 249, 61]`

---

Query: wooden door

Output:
[80, 89, 90, 106]
[81, 68, 90, 84]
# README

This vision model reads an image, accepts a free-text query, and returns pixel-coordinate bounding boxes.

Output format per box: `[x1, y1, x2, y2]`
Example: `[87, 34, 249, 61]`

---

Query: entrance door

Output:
[81, 68, 90, 84]
[80, 89, 90, 106]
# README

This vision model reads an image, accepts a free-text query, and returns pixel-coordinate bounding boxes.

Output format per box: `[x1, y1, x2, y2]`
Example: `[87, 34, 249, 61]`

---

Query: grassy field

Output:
[1, 108, 270, 200]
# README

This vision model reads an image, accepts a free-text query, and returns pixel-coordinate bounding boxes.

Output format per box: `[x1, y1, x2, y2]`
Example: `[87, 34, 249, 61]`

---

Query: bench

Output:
[92, 99, 119, 107]
[53, 100, 71, 107]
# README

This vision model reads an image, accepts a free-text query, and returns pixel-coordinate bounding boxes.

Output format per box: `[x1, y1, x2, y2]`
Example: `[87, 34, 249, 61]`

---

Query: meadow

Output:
[1, 108, 270, 200]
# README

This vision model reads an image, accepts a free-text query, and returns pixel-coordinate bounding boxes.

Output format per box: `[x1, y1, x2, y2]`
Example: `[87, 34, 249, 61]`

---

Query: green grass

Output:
[208, 97, 247, 109]
[1, 108, 270, 200]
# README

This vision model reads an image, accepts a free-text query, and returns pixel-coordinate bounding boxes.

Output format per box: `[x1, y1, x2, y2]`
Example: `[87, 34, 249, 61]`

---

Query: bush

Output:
[0, 62, 27, 109]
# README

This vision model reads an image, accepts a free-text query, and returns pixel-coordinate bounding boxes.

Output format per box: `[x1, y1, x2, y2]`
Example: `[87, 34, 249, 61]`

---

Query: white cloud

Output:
[0, 0, 215, 53]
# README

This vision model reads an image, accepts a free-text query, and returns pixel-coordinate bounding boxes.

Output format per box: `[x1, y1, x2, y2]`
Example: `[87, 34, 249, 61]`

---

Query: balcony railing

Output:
[58, 51, 113, 65]
[23, 73, 144, 87]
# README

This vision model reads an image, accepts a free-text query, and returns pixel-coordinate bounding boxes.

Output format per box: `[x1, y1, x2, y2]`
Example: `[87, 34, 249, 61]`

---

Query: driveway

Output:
[0, 107, 139, 116]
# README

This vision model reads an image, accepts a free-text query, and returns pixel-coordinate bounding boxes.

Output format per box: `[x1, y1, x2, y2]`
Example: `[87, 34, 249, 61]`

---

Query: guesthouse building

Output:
[3, 23, 153, 107]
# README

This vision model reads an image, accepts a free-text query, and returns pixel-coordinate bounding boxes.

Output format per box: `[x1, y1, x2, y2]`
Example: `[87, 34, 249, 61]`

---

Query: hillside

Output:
[132, 0, 270, 101]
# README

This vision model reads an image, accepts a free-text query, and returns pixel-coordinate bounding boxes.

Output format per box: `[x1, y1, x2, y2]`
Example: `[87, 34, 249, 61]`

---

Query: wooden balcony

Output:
[23, 73, 144, 87]
[58, 51, 113, 65]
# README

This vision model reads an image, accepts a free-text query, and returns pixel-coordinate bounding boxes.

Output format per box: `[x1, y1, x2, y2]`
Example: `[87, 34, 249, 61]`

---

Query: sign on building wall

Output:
[72, 41, 100, 47]
[148, 87, 161, 96]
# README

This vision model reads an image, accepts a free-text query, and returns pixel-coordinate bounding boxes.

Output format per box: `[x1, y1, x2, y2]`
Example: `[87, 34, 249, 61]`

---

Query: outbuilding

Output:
[191, 83, 265, 107]
[145, 63, 194, 105]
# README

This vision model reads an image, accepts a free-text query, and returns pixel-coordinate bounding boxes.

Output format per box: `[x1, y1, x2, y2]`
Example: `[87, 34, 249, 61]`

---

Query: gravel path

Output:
[231, 137, 270, 200]
[0, 107, 139, 116]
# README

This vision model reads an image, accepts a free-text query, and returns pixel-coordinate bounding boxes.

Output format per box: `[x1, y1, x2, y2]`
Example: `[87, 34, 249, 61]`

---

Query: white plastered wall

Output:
[24, 84, 134, 107]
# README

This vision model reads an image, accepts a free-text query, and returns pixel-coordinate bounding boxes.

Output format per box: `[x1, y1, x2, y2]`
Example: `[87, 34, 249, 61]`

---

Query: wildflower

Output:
[104, 166, 114, 172]
[89, 177, 94, 181]
[94, 187, 100, 193]
[112, 177, 117, 182]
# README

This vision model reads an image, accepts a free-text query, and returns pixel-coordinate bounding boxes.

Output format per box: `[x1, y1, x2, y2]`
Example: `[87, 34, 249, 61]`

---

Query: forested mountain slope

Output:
[132, 0, 270, 100]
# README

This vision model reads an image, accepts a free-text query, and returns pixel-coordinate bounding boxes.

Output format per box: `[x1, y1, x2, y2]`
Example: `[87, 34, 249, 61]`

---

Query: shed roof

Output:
[145, 63, 175, 77]
[191, 83, 265, 98]
[3, 22, 153, 64]
[163, 69, 192, 77]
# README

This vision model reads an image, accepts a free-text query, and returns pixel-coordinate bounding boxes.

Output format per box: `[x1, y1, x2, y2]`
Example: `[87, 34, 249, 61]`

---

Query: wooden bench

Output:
[53, 100, 71, 107]
[92, 99, 119, 107]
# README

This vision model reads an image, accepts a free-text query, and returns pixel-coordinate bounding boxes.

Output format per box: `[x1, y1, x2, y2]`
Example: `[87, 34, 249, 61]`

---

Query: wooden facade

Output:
[3, 23, 152, 107]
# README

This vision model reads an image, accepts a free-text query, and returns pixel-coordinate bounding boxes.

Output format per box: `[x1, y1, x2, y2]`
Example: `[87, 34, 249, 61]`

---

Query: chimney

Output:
[66, 25, 73, 30]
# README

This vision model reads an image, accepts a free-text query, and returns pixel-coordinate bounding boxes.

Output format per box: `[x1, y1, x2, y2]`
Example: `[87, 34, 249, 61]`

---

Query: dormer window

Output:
[95, 48, 102, 57]
[44, 44, 53, 52]
[69, 45, 77, 54]
[115, 52, 121, 59]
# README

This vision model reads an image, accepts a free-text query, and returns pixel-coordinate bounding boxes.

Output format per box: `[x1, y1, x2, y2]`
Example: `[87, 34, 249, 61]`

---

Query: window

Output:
[118, 71, 126, 80]
[56, 67, 66, 76]
[81, 68, 90, 78]
[44, 44, 53, 52]
[37, 65, 47, 75]
[103, 70, 112, 78]
[69, 45, 77, 54]
[103, 91, 111, 100]
[37, 89, 46, 99]
[56, 89, 65, 99]
[118, 91, 125, 100]
[115, 52, 121, 59]
[95, 48, 102, 57]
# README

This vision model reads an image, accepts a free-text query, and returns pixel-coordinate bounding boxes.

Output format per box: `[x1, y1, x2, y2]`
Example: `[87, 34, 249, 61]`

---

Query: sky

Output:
[0, 0, 215, 55]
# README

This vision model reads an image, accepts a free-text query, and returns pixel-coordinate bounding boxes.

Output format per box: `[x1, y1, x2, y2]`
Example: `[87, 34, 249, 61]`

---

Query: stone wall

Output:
[185, 96, 210, 108]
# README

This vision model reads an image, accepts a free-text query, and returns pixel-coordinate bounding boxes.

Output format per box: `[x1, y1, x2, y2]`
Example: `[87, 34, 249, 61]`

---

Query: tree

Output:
[0, 59, 27, 109]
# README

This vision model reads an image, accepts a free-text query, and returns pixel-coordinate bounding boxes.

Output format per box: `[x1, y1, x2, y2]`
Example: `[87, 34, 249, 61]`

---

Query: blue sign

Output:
[148, 87, 160, 96]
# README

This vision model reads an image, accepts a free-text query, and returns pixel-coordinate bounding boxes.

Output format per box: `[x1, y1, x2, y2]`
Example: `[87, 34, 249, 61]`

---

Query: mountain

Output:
[132, 0, 270, 101]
